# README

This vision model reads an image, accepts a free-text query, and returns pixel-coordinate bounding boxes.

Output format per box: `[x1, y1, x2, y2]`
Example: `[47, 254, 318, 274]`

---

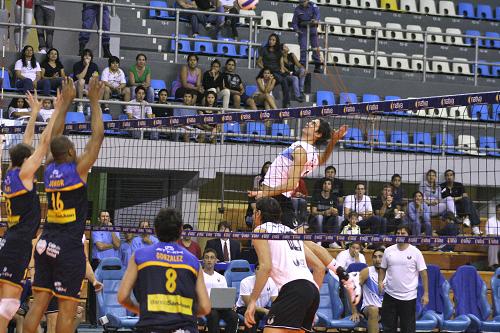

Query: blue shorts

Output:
[0, 236, 31, 289]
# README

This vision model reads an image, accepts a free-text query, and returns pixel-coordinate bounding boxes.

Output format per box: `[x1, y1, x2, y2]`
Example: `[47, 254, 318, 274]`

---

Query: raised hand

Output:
[61, 77, 76, 102]
[88, 76, 105, 103]
[53, 89, 64, 111]
[331, 124, 348, 142]
[26, 91, 42, 114]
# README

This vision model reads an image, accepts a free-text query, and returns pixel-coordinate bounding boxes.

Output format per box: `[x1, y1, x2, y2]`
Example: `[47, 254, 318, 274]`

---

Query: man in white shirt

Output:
[378, 226, 428, 333]
[344, 183, 387, 234]
[203, 248, 239, 333]
[101, 56, 130, 112]
[125, 86, 153, 120]
[486, 204, 500, 269]
[335, 242, 366, 270]
[236, 265, 278, 333]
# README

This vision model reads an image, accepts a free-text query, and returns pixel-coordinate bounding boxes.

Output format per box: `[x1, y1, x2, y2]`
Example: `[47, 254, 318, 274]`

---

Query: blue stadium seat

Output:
[497, 6, 500, 21]
[316, 91, 335, 105]
[223, 122, 246, 142]
[194, 36, 217, 55]
[346, 263, 367, 273]
[491, 267, 500, 317]
[464, 30, 482, 46]
[368, 129, 388, 150]
[246, 121, 267, 142]
[102, 114, 113, 121]
[362, 94, 380, 102]
[339, 92, 358, 105]
[471, 104, 491, 121]
[151, 79, 166, 90]
[95, 258, 138, 329]
[65, 112, 86, 124]
[271, 123, 292, 144]
[477, 4, 493, 20]
[493, 104, 500, 121]
[316, 273, 356, 330]
[224, 260, 253, 292]
[1, 72, 13, 90]
[479, 136, 500, 156]
[458, 2, 475, 18]
[414, 132, 438, 153]
[118, 114, 129, 120]
[485, 32, 500, 49]
[245, 85, 257, 97]
[474, 63, 492, 77]
[492, 63, 500, 77]
[149, 1, 170, 19]
[385, 95, 401, 100]
[239, 40, 256, 58]
[216, 38, 238, 57]
[390, 131, 412, 151]
[170, 34, 192, 53]
[344, 127, 367, 149]
[435, 133, 462, 155]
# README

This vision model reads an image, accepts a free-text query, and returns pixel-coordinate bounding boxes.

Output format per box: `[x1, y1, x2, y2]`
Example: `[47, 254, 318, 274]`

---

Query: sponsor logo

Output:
[169, 118, 179, 125]
[279, 110, 290, 118]
[50, 170, 63, 179]
[222, 114, 233, 122]
[440, 97, 455, 106]
[299, 109, 312, 117]
[240, 113, 251, 121]
[414, 99, 429, 108]
[186, 117, 196, 124]
[107, 122, 116, 128]
[496, 93, 500, 103]
[54, 281, 67, 293]
[365, 103, 379, 112]
[14, 127, 22, 133]
[321, 107, 335, 115]
[138, 120, 147, 127]
[46, 242, 61, 258]
[467, 95, 483, 104]
[461, 238, 472, 244]
[123, 121, 131, 127]
[204, 116, 214, 123]
[259, 111, 270, 119]
[78, 124, 87, 130]
[343, 105, 356, 113]
[153, 119, 162, 126]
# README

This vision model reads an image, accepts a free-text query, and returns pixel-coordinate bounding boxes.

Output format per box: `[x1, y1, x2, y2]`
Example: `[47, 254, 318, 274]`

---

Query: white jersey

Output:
[255, 222, 316, 289]
[361, 266, 383, 310]
[262, 141, 319, 198]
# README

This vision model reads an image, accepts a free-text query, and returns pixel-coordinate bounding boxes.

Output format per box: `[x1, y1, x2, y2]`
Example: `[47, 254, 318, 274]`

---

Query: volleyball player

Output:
[118, 208, 211, 333]
[23, 76, 105, 333]
[0, 92, 61, 333]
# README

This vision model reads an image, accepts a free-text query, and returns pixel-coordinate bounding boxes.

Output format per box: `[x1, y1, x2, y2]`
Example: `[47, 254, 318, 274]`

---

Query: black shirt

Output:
[222, 72, 243, 92]
[151, 103, 172, 118]
[259, 47, 282, 73]
[311, 191, 337, 211]
[72, 61, 99, 84]
[42, 62, 64, 78]
[313, 177, 344, 202]
[440, 181, 465, 199]
[202, 70, 224, 91]
[373, 195, 398, 220]
[391, 185, 405, 207]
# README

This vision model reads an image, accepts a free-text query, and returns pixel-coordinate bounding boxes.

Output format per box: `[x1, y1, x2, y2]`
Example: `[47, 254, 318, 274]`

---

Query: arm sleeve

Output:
[360, 253, 366, 264]
[416, 249, 427, 271]
[380, 250, 388, 269]
[343, 195, 352, 211]
[92, 231, 103, 245]
[366, 197, 373, 212]
[313, 5, 320, 20]
[145, 106, 153, 115]
[120, 70, 127, 84]
[222, 275, 229, 288]
[270, 280, 279, 297]
[35, 62, 41, 72]
[101, 68, 110, 82]
[14, 60, 22, 71]
[407, 202, 417, 222]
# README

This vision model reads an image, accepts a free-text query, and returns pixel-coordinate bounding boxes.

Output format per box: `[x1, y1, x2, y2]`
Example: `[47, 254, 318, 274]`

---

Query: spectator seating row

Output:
[170, 34, 254, 58]
[344, 127, 500, 157]
[223, 122, 293, 144]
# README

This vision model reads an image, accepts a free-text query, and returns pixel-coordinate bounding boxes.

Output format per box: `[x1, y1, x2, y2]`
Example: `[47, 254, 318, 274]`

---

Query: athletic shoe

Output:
[472, 226, 482, 235]
[329, 242, 342, 249]
[342, 272, 362, 306]
[463, 217, 471, 227]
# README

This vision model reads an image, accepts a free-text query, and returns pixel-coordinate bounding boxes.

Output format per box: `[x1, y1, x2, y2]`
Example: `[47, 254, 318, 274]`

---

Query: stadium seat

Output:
[271, 123, 292, 144]
[239, 39, 255, 58]
[260, 11, 280, 29]
[362, 94, 380, 102]
[431, 56, 452, 74]
[433, 107, 449, 118]
[385, 23, 405, 40]
[349, 49, 370, 67]
[246, 122, 267, 142]
[282, 12, 294, 30]
[474, 63, 492, 77]
[479, 136, 500, 156]
[151, 79, 166, 92]
[324, 17, 343, 35]
[344, 127, 367, 149]
[238, 10, 256, 25]
[373, 51, 390, 69]
[194, 36, 216, 55]
[435, 133, 461, 154]
[245, 85, 257, 97]
[458, 2, 475, 18]
[359, 0, 377, 9]
[216, 38, 238, 57]
[493, 104, 500, 121]
[452, 58, 472, 75]
[149, 1, 170, 19]
[367, 129, 388, 150]
[419, 0, 437, 15]
[497, 6, 500, 21]
[426, 27, 445, 44]
[316, 274, 356, 330]
[286, 44, 301, 61]
[411, 54, 425, 72]
[346, 263, 367, 273]
[346, 0, 361, 8]
[1, 72, 13, 90]
[327, 48, 348, 65]
[391, 53, 411, 71]
[448, 106, 471, 120]
[390, 131, 412, 151]
[344, 19, 363, 36]
[65, 112, 86, 124]
[316, 91, 335, 105]
[223, 122, 246, 142]
[445, 28, 465, 45]
[170, 34, 192, 53]
[224, 260, 253, 293]
[339, 92, 357, 104]
[438, 1, 456, 16]
[95, 258, 138, 329]
[485, 32, 500, 49]
[414, 132, 438, 153]
[471, 104, 491, 121]
[365, 21, 384, 38]
[492, 63, 500, 77]
[380, 0, 398, 11]
[406, 25, 424, 42]
[464, 30, 482, 46]
[457, 135, 480, 155]
[491, 267, 500, 316]
[400, 0, 418, 13]
[477, 4, 493, 20]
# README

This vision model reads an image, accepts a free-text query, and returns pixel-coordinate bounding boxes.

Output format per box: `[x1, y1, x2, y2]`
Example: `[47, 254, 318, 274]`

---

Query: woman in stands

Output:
[8, 97, 31, 119]
[197, 90, 219, 143]
[129, 53, 154, 103]
[14, 45, 51, 96]
[419, 169, 456, 217]
[253, 67, 277, 110]
[172, 54, 204, 105]
[202, 59, 230, 109]
[40, 48, 66, 92]
[406, 191, 432, 236]
[282, 44, 306, 103]
[73, 49, 100, 113]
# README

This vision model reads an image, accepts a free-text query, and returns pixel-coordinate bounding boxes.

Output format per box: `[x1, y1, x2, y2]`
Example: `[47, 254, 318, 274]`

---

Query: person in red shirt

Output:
[178, 224, 201, 259]
[291, 178, 308, 225]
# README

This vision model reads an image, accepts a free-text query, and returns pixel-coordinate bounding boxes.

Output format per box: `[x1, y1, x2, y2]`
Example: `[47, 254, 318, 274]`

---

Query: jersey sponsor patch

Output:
[36, 239, 47, 255]
[47, 208, 76, 224]
[147, 294, 193, 315]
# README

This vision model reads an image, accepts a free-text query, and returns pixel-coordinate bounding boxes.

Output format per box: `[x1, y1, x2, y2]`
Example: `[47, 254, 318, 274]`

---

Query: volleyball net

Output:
[1, 90, 499, 247]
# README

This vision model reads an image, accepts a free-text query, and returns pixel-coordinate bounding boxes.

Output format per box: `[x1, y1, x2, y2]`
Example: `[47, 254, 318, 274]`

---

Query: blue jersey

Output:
[2, 168, 40, 242]
[134, 242, 200, 330]
[43, 162, 87, 244]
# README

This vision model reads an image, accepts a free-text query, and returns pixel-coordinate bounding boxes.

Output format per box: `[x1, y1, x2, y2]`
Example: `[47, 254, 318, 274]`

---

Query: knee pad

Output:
[0, 298, 21, 320]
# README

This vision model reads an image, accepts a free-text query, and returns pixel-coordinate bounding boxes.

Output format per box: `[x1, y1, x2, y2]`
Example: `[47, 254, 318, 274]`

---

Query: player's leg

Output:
[0, 283, 23, 332]
[46, 312, 57, 333]
[72, 306, 84, 332]
[23, 290, 52, 333]
[363, 306, 380, 333]
[55, 298, 79, 333]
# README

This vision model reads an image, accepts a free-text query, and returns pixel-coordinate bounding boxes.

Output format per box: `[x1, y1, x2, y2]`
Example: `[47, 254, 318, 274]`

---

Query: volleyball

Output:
[238, 0, 258, 10]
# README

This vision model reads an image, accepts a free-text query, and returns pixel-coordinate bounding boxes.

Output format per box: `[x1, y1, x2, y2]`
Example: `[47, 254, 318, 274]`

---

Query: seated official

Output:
[204, 221, 241, 262]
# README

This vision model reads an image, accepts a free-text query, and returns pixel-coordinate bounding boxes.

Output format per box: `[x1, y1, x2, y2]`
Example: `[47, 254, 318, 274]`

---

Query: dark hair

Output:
[9, 143, 33, 167]
[154, 207, 182, 242]
[225, 58, 236, 66]
[396, 225, 411, 235]
[210, 59, 221, 68]
[217, 221, 231, 232]
[183, 91, 194, 99]
[260, 161, 272, 179]
[187, 54, 199, 62]
[347, 211, 358, 220]
[383, 183, 392, 190]
[355, 182, 366, 189]
[444, 169, 455, 177]
[183, 223, 193, 230]
[203, 91, 218, 107]
[136, 53, 147, 61]
[426, 169, 437, 178]
[267, 33, 282, 52]
[80, 49, 93, 62]
[99, 210, 110, 217]
[158, 88, 168, 97]
[256, 67, 272, 80]
[391, 174, 401, 182]
[43, 48, 63, 69]
[50, 135, 74, 162]
[373, 246, 385, 256]
[314, 118, 331, 146]
[108, 56, 120, 66]
[255, 197, 282, 224]
[20, 45, 37, 69]
[139, 220, 151, 228]
[135, 85, 146, 95]
[203, 247, 217, 257]
[325, 166, 336, 174]
[321, 178, 333, 189]
[349, 241, 363, 248]
[9, 97, 28, 109]
[412, 190, 423, 200]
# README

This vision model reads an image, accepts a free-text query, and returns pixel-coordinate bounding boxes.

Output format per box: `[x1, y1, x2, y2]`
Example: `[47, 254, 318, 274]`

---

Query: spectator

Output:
[419, 169, 456, 217]
[440, 169, 481, 235]
[291, 0, 322, 73]
[202, 247, 239, 333]
[34, 0, 55, 53]
[40, 48, 66, 92]
[102, 56, 131, 112]
[173, 91, 199, 142]
[39, 98, 54, 122]
[151, 88, 171, 118]
[379, 225, 428, 333]
[8, 97, 31, 119]
[341, 211, 361, 235]
[291, 178, 308, 225]
[335, 242, 366, 270]
[236, 265, 278, 333]
[253, 67, 277, 110]
[390, 174, 405, 208]
[177, 224, 201, 258]
[406, 191, 431, 236]
[486, 204, 500, 270]
[91, 210, 121, 269]
[282, 44, 306, 102]
[373, 185, 405, 232]
[131, 220, 159, 251]
[202, 59, 230, 109]
[310, 178, 340, 235]
[433, 212, 460, 252]
[312, 165, 344, 204]
[198, 90, 219, 143]
[222, 58, 257, 110]
[14, 0, 33, 51]
[14, 45, 50, 95]
[223, 0, 240, 39]
[204, 221, 241, 262]
[172, 54, 204, 104]
[126, 86, 153, 119]
[78, 1, 112, 58]
[73, 49, 100, 112]
[129, 53, 154, 103]
[119, 232, 135, 268]
[344, 183, 387, 234]
[257, 34, 290, 108]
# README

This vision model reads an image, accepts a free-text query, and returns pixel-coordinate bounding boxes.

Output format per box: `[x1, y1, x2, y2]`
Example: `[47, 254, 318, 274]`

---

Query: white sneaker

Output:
[76, 103, 84, 113]
[472, 226, 482, 235]
[463, 217, 471, 227]
[329, 242, 342, 249]
[39, 48, 47, 54]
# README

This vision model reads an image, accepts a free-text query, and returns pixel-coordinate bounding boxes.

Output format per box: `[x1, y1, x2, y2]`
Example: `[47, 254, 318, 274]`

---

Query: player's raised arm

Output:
[76, 76, 105, 181]
[318, 125, 348, 166]
[51, 77, 76, 138]
[22, 91, 42, 146]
